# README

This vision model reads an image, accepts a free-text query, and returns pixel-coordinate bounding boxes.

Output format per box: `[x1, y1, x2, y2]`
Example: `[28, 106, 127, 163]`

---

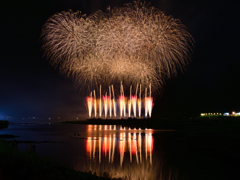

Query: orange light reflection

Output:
[86, 125, 154, 165]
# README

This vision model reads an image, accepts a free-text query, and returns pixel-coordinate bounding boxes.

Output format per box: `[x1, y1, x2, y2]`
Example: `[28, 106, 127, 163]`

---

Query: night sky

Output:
[0, 0, 239, 119]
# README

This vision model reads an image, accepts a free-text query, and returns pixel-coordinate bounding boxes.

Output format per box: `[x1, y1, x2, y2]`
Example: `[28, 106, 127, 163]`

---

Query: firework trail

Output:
[41, 1, 193, 93]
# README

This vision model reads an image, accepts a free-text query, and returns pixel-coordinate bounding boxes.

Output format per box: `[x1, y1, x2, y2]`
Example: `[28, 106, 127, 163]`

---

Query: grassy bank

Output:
[0, 120, 9, 129]
[0, 140, 113, 180]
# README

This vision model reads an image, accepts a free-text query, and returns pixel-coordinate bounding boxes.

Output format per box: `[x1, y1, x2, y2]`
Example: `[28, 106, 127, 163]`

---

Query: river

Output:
[0, 123, 237, 180]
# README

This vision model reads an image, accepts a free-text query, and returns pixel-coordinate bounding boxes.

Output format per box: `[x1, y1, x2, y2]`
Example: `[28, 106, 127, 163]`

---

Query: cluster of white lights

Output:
[223, 111, 240, 116]
[201, 111, 240, 116]
[200, 113, 222, 116]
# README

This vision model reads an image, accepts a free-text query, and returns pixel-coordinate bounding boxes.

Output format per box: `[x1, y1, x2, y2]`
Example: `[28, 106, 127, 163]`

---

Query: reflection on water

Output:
[76, 125, 179, 180]
[85, 125, 153, 165]
[2, 123, 181, 180]
[3, 123, 238, 180]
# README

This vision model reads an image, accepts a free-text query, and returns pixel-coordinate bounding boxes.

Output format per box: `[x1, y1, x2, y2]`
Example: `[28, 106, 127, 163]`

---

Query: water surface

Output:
[0, 123, 237, 180]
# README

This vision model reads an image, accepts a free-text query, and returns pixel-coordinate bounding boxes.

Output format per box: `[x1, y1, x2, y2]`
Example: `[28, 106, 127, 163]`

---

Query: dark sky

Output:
[0, 0, 239, 119]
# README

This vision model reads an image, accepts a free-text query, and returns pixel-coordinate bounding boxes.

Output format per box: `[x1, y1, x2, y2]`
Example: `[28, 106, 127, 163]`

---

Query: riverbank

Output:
[0, 139, 113, 180]
[60, 117, 181, 129]
[60, 116, 240, 130]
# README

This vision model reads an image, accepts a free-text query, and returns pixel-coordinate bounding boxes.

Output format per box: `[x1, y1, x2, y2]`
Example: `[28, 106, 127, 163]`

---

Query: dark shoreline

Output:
[0, 139, 113, 180]
[59, 116, 240, 130]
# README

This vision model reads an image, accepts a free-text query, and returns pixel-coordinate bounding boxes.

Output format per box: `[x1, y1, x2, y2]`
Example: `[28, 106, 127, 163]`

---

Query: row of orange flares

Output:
[86, 84, 154, 118]
[86, 125, 153, 165]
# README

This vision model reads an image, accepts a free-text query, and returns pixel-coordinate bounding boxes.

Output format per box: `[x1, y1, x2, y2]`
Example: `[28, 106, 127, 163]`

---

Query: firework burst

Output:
[41, 1, 194, 94]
